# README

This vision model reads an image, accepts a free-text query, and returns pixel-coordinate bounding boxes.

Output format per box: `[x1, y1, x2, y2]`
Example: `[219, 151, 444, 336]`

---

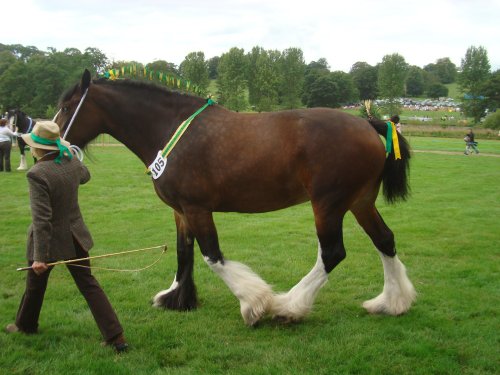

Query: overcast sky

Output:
[3, 0, 499, 72]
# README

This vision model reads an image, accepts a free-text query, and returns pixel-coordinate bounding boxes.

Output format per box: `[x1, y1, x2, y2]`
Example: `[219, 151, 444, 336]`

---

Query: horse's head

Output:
[6, 109, 26, 129]
[55, 69, 105, 148]
[6, 109, 19, 124]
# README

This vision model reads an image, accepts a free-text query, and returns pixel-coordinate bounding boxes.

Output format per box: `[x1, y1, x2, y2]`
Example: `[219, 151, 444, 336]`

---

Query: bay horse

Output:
[7, 109, 36, 170]
[55, 69, 416, 325]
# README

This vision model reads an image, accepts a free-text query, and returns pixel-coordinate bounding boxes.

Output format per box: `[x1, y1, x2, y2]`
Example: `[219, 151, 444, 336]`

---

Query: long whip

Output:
[17, 244, 167, 272]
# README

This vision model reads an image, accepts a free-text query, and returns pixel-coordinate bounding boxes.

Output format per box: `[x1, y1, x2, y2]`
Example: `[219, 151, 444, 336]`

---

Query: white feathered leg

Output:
[363, 253, 416, 315]
[270, 244, 328, 322]
[204, 257, 273, 326]
[17, 154, 27, 170]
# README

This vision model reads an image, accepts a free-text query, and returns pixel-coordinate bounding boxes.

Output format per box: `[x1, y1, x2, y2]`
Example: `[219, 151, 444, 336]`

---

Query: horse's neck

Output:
[8, 111, 33, 133]
[21, 116, 32, 132]
[104, 93, 201, 166]
[16, 113, 26, 131]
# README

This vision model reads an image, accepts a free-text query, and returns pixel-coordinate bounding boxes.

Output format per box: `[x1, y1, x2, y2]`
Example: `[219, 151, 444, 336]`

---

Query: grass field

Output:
[1, 137, 499, 374]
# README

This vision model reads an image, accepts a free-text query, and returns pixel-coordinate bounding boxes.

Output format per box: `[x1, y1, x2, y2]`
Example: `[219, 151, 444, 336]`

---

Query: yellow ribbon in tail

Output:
[386, 121, 402, 160]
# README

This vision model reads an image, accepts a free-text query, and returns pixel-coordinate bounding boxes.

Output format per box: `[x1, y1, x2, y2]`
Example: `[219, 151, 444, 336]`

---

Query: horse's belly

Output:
[215, 180, 310, 213]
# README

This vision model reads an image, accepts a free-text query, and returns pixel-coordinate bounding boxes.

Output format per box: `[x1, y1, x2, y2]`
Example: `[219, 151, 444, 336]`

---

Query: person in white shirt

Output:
[0, 118, 18, 172]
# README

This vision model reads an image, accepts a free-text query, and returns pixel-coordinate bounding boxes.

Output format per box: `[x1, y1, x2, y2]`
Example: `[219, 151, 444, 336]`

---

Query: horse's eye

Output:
[62, 106, 69, 113]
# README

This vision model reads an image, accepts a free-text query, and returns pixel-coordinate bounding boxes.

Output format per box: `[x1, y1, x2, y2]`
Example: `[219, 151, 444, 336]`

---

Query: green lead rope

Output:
[146, 98, 216, 175]
[161, 98, 216, 158]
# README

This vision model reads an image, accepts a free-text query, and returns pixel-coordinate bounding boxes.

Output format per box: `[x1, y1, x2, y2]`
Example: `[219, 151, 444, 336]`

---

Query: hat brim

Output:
[21, 133, 71, 150]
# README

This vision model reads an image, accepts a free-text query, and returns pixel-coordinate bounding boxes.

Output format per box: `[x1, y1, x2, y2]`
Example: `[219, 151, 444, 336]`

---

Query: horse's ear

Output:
[81, 69, 91, 92]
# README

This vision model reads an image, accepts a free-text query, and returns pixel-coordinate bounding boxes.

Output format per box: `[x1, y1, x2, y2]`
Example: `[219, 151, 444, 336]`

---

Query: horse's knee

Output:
[197, 238, 224, 264]
[375, 230, 396, 257]
[313, 202, 350, 273]
[320, 242, 346, 273]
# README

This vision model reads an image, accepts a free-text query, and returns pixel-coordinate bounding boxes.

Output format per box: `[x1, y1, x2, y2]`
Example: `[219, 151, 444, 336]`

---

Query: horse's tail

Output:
[368, 118, 411, 204]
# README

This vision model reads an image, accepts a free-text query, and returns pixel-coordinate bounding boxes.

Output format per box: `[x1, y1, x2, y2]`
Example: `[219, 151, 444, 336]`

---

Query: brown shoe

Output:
[5, 323, 19, 333]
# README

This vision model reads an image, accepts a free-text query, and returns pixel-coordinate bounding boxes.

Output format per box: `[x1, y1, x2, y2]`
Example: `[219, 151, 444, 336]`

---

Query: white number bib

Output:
[148, 151, 167, 180]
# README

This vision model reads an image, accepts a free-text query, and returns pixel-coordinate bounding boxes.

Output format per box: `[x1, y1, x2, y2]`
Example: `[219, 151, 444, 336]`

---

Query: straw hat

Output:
[22, 121, 70, 150]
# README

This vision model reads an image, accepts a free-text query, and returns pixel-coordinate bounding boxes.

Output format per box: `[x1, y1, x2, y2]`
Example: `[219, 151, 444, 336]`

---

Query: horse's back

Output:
[290, 108, 386, 171]
[173, 107, 386, 213]
[213, 107, 385, 175]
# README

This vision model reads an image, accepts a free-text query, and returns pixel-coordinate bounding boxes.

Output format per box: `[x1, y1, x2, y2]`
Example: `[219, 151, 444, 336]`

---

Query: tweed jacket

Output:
[26, 156, 94, 262]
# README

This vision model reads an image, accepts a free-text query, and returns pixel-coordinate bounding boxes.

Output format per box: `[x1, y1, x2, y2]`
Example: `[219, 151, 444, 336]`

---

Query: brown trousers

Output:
[0, 140, 12, 172]
[15, 239, 123, 341]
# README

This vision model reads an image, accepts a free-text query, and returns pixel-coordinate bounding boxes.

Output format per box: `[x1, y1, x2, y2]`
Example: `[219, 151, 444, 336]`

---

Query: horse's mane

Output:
[59, 78, 205, 106]
[8, 109, 24, 116]
[59, 84, 80, 105]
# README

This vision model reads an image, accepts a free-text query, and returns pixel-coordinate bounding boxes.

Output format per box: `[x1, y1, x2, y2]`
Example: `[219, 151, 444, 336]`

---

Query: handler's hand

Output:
[32, 261, 48, 275]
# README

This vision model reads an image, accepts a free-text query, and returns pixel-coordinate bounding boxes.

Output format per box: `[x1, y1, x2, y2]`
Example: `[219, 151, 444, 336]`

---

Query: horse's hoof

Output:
[363, 289, 416, 316]
[241, 302, 267, 326]
[152, 287, 198, 311]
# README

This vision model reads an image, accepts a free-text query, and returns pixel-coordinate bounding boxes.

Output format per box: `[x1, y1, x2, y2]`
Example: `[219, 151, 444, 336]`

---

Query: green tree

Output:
[0, 50, 16, 77]
[304, 70, 356, 108]
[481, 69, 500, 112]
[28, 55, 68, 116]
[377, 53, 408, 115]
[306, 58, 329, 72]
[427, 83, 448, 99]
[302, 59, 330, 106]
[2, 44, 43, 62]
[179, 52, 209, 92]
[207, 56, 219, 79]
[247, 46, 264, 107]
[350, 61, 378, 100]
[279, 47, 305, 109]
[0, 51, 17, 112]
[482, 110, 500, 130]
[424, 57, 457, 84]
[0, 44, 111, 117]
[247, 47, 281, 112]
[330, 71, 358, 105]
[0, 60, 33, 112]
[307, 74, 339, 108]
[83, 47, 109, 74]
[46, 48, 86, 89]
[217, 47, 248, 111]
[146, 60, 178, 75]
[421, 69, 440, 96]
[458, 46, 491, 123]
[179, 52, 210, 93]
[406, 66, 425, 97]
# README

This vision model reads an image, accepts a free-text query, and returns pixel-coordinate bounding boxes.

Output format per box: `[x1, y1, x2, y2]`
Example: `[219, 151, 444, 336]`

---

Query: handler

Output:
[5, 121, 128, 353]
[0, 118, 17, 172]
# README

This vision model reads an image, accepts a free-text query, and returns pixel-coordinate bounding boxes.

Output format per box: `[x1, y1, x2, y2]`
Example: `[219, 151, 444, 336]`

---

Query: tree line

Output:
[1, 43, 498, 127]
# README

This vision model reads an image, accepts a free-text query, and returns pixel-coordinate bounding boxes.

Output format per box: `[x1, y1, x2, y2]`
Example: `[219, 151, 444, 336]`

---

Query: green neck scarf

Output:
[30, 133, 72, 164]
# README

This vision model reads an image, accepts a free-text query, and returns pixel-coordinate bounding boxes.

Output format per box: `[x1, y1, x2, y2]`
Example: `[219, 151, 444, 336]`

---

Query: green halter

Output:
[30, 133, 73, 164]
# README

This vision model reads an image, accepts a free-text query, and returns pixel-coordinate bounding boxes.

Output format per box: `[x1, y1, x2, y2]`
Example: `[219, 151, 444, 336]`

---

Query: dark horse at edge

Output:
[7, 109, 36, 170]
[55, 70, 416, 326]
